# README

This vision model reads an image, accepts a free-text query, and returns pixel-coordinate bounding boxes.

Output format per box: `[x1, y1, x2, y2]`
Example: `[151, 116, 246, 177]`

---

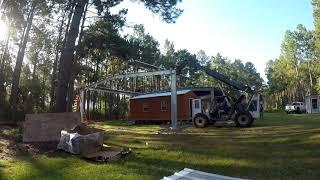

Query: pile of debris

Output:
[23, 112, 129, 162]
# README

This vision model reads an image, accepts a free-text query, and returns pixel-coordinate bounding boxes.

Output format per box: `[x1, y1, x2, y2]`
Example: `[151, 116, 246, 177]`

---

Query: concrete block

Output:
[23, 112, 81, 142]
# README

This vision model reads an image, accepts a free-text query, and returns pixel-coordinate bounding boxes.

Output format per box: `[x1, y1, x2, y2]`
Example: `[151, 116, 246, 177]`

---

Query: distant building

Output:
[305, 95, 320, 113]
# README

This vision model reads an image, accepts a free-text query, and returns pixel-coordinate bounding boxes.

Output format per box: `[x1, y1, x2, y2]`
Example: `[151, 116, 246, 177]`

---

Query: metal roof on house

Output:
[130, 90, 192, 100]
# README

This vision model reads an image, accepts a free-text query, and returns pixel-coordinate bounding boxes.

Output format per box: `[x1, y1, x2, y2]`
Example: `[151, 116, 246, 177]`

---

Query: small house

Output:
[306, 95, 320, 114]
[129, 90, 196, 121]
[128, 88, 223, 122]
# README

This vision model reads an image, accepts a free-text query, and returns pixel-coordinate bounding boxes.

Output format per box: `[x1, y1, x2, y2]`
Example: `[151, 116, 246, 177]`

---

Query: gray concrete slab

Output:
[23, 112, 81, 142]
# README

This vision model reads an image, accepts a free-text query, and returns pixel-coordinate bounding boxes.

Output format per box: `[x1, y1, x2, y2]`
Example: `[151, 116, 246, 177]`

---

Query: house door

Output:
[192, 99, 202, 117]
[311, 98, 318, 113]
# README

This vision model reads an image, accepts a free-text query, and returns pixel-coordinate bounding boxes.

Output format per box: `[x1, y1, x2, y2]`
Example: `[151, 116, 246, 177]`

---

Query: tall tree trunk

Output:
[156, 75, 160, 90]
[92, 62, 99, 118]
[108, 95, 113, 120]
[55, 0, 88, 112]
[104, 93, 107, 120]
[108, 93, 113, 120]
[99, 95, 102, 118]
[31, 53, 38, 80]
[115, 83, 120, 120]
[49, 6, 69, 111]
[0, 33, 10, 104]
[66, 1, 88, 112]
[58, 0, 75, 80]
[9, 4, 35, 121]
[307, 61, 314, 94]
[86, 90, 90, 120]
[31, 53, 39, 111]
[41, 73, 46, 111]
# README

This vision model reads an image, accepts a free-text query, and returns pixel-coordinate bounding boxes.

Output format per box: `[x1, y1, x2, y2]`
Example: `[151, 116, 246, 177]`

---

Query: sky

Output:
[115, 0, 314, 81]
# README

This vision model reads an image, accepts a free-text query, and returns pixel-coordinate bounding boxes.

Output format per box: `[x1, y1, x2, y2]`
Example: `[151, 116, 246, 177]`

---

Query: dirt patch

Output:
[0, 125, 19, 160]
[0, 125, 69, 160]
[69, 123, 103, 135]
[0, 125, 130, 162]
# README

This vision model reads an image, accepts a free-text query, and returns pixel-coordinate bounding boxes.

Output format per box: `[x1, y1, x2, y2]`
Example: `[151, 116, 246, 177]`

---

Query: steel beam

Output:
[128, 59, 162, 70]
[88, 70, 171, 88]
[86, 87, 143, 96]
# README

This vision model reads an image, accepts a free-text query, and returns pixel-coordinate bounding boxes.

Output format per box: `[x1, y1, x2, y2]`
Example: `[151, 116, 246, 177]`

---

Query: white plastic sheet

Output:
[57, 130, 80, 154]
[57, 130, 104, 155]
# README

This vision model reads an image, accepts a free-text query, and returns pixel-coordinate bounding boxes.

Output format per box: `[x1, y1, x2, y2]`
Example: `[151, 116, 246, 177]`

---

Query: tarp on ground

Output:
[57, 125, 130, 162]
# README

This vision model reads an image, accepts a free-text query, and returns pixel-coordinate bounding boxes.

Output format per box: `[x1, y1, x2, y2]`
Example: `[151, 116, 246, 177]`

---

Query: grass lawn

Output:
[1, 112, 320, 179]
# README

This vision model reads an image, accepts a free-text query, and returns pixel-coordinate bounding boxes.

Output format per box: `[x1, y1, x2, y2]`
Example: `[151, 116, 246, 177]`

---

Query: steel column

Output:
[170, 70, 177, 129]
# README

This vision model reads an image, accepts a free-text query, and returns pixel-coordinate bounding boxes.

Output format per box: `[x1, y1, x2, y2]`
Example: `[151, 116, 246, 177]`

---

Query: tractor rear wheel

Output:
[193, 114, 208, 128]
[235, 112, 254, 128]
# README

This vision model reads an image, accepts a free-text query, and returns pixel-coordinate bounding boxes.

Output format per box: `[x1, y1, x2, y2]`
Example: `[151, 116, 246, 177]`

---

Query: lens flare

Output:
[0, 20, 8, 41]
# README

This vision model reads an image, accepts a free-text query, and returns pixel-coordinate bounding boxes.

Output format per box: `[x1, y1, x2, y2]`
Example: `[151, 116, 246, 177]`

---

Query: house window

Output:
[161, 101, 168, 111]
[194, 99, 200, 109]
[143, 103, 151, 112]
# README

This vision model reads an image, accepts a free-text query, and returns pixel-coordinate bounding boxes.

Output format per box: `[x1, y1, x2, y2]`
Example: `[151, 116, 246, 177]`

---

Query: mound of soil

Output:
[0, 125, 69, 160]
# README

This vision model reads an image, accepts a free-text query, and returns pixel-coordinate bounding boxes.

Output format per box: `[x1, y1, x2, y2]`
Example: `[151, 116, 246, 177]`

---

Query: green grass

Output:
[1, 112, 320, 179]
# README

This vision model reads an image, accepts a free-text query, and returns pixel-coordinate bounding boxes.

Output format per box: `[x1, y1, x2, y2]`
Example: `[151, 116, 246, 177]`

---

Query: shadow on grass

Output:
[3, 156, 86, 180]
[0, 162, 5, 180]
[24, 157, 67, 179]
[2, 113, 320, 179]
[102, 119, 320, 179]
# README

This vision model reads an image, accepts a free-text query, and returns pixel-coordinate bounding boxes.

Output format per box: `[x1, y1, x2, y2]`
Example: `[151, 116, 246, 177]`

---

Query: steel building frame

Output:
[80, 69, 178, 129]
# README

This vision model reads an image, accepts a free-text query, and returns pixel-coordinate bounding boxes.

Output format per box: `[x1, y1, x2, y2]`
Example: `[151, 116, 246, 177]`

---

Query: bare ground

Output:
[0, 125, 69, 160]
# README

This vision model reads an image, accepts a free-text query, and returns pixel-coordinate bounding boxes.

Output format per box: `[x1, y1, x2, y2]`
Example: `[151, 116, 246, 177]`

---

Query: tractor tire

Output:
[235, 112, 254, 128]
[296, 107, 301, 114]
[193, 113, 208, 128]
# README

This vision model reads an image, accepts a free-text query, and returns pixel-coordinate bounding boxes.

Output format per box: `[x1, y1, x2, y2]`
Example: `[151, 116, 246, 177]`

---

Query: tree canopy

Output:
[0, 0, 272, 121]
